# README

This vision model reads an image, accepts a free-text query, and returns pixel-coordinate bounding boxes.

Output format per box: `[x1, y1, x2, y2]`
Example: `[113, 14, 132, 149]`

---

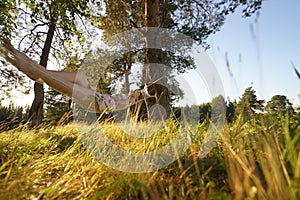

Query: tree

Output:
[236, 86, 264, 119]
[0, 102, 27, 130]
[44, 88, 72, 125]
[97, 0, 264, 120]
[199, 103, 212, 123]
[0, 0, 102, 127]
[99, 0, 264, 45]
[98, 0, 264, 73]
[186, 104, 200, 124]
[266, 95, 294, 116]
[211, 95, 226, 124]
[226, 99, 236, 123]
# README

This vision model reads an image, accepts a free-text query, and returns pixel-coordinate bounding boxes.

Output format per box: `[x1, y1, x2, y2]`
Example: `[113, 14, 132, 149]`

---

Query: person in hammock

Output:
[1, 39, 138, 113]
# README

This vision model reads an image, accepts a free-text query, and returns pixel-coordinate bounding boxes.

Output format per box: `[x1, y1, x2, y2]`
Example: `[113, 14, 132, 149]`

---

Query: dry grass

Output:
[222, 114, 300, 200]
[0, 113, 299, 199]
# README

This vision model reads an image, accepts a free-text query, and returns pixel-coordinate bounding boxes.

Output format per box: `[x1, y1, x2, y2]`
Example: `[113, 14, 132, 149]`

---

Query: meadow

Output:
[0, 112, 299, 200]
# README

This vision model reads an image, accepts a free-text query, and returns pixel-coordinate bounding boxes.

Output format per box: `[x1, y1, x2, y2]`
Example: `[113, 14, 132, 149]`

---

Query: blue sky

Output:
[204, 0, 300, 105]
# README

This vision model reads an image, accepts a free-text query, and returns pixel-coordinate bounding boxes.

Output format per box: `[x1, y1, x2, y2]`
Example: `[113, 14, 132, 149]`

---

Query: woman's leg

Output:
[48, 71, 91, 89]
[2, 39, 133, 112]
[2, 39, 101, 112]
[2, 40, 44, 82]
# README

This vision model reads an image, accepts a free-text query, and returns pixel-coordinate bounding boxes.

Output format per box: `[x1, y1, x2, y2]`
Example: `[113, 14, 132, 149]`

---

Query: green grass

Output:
[0, 114, 299, 199]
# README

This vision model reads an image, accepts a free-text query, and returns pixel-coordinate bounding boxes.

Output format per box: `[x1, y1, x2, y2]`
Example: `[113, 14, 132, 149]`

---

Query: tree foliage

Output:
[236, 86, 264, 119]
[0, 0, 17, 39]
[226, 100, 236, 123]
[181, 96, 235, 125]
[44, 88, 72, 125]
[0, 102, 28, 131]
[199, 103, 212, 123]
[266, 95, 294, 116]
[99, 0, 263, 44]
[96, 0, 264, 83]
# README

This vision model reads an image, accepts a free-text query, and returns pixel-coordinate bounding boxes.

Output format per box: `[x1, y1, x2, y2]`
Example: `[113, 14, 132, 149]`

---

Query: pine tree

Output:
[236, 87, 264, 120]
[226, 99, 235, 123]
[44, 89, 72, 126]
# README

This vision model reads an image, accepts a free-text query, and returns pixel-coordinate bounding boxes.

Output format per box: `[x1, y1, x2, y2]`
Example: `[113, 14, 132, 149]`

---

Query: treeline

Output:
[0, 88, 72, 130]
[0, 102, 29, 131]
[183, 86, 298, 124]
[0, 86, 299, 130]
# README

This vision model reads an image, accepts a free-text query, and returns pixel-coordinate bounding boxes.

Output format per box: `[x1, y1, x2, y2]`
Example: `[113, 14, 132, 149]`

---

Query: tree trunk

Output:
[124, 71, 130, 94]
[28, 22, 56, 127]
[141, 0, 170, 120]
[144, 0, 160, 83]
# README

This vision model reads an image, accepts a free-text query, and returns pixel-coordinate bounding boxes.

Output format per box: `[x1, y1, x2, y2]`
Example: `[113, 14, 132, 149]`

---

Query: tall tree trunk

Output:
[124, 71, 130, 94]
[144, 0, 160, 83]
[28, 22, 56, 127]
[142, 0, 170, 120]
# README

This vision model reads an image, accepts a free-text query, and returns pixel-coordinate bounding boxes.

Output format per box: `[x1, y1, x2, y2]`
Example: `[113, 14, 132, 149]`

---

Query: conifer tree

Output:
[236, 86, 264, 120]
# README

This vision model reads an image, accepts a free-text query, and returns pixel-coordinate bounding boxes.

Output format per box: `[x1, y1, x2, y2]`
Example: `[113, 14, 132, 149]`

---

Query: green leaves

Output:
[0, 0, 18, 40]
[98, 0, 265, 76]
[236, 86, 265, 120]
[266, 95, 294, 116]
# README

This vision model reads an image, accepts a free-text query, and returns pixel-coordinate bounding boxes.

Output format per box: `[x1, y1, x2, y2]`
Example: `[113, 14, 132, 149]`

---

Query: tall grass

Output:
[222, 114, 300, 199]
[0, 113, 299, 199]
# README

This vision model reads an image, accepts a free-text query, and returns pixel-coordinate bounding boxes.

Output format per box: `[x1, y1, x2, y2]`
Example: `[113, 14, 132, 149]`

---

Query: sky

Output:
[204, 0, 300, 106]
[4, 0, 300, 107]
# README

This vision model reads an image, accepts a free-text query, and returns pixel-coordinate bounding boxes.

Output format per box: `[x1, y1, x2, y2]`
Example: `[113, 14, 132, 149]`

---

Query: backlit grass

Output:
[0, 113, 299, 199]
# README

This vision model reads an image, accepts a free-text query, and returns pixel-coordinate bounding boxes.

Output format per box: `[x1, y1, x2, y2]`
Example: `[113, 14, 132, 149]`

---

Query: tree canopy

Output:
[266, 95, 294, 116]
[99, 0, 263, 43]
[236, 86, 264, 119]
[97, 0, 264, 86]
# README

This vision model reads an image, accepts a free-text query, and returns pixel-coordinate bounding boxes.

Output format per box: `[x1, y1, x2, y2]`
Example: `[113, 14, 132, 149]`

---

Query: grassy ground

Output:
[0, 114, 299, 200]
